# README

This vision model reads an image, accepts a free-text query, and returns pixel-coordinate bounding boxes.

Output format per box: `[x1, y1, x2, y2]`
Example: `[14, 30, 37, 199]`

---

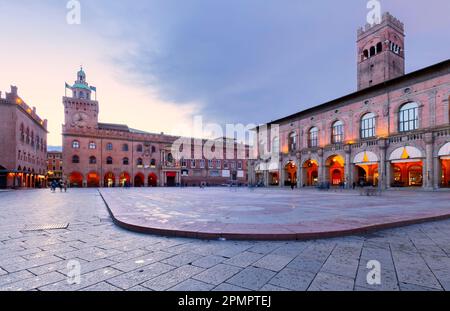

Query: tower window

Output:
[376, 42, 382, 54]
[72, 155, 80, 164]
[72, 140, 80, 149]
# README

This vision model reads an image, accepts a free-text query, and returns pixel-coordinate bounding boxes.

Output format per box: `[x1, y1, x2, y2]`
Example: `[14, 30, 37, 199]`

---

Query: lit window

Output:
[89, 142, 96, 149]
[72, 140, 80, 149]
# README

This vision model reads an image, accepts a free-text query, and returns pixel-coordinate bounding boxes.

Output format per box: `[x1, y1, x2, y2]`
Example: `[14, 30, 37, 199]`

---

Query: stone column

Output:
[296, 152, 302, 188]
[279, 158, 285, 187]
[264, 170, 269, 187]
[379, 139, 387, 190]
[344, 145, 351, 189]
[318, 148, 324, 184]
[424, 133, 434, 189]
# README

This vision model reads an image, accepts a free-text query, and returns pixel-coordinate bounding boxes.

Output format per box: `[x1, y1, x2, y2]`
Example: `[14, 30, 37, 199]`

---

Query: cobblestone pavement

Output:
[99, 188, 450, 239]
[0, 189, 449, 291]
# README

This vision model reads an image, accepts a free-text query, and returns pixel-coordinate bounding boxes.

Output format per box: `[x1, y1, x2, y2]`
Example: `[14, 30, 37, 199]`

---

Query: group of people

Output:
[50, 180, 67, 193]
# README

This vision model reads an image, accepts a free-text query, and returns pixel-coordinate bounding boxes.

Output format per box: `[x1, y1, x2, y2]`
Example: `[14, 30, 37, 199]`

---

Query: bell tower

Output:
[357, 12, 405, 90]
[63, 67, 99, 129]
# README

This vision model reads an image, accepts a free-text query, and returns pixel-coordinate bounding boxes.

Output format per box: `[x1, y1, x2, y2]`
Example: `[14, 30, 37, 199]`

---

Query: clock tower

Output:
[63, 67, 99, 129]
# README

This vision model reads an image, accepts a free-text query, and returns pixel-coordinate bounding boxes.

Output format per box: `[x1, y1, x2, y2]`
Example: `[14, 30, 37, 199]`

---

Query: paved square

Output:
[0, 188, 450, 291]
[99, 188, 450, 239]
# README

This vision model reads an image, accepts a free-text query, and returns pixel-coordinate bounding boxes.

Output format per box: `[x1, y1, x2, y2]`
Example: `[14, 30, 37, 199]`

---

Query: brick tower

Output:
[357, 12, 405, 90]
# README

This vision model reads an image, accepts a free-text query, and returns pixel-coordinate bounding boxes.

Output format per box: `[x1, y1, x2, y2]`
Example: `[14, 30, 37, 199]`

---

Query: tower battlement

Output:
[358, 12, 404, 38]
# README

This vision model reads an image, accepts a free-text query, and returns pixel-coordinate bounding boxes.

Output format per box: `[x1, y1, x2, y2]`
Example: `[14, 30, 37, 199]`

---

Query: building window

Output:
[181, 159, 187, 168]
[237, 161, 243, 170]
[272, 137, 279, 153]
[122, 144, 129, 152]
[223, 161, 229, 169]
[89, 142, 96, 149]
[106, 156, 113, 165]
[200, 159, 205, 168]
[331, 121, 344, 144]
[150, 159, 156, 167]
[137, 144, 143, 152]
[20, 124, 25, 141]
[215, 160, 221, 168]
[288, 132, 297, 152]
[361, 113, 376, 139]
[191, 159, 196, 168]
[151, 146, 156, 153]
[308, 127, 319, 148]
[399, 102, 419, 132]
[230, 162, 236, 170]
[137, 158, 143, 167]
[106, 143, 113, 151]
[208, 160, 213, 168]
[72, 155, 80, 164]
[72, 140, 80, 149]
[89, 156, 96, 164]
[123, 157, 129, 165]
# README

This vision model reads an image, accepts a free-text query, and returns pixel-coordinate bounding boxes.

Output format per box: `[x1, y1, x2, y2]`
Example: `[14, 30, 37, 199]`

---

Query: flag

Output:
[65, 82, 72, 89]
[90, 86, 97, 92]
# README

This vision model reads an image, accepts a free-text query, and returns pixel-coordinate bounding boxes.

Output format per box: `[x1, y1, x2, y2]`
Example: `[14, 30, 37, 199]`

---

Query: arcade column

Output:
[318, 148, 324, 183]
[379, 139, 387, 190]
[424, 133, 434, 189]
[344, 145, 351, 189]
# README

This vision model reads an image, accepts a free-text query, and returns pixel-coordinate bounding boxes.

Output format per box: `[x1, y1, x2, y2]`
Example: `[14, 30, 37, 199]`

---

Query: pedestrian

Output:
[64, 181, 67, 192]
[352, 182, 356, 190]
[59, 180, 63, 192]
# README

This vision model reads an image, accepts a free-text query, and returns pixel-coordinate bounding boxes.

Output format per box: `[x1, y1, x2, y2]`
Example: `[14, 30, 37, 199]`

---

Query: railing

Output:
[433, 127, 450, 138]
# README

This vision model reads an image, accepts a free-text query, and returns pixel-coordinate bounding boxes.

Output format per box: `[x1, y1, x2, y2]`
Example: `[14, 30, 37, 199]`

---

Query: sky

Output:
[0, 0, 449, 146]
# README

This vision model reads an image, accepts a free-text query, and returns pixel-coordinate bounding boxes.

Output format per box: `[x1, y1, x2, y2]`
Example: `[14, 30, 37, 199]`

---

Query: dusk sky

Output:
[0, 0, 449, 146]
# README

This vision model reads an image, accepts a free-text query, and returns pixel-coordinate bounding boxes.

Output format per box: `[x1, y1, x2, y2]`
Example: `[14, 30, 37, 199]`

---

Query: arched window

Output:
[167, 153, 173, 163]
[137, 158, 143, 166]
[288, 132, 297, 152]
[31, 131, 34, 146]
[36, 135, 40, 149]
[106, 156, 113, 165]
[122, 144, 129, 152]
[89, 156, 96, 164]
[272, 137, 279, 153]
[106, 143, 113, 151]
[308, 127, 319, 148]
[331, 121, 344, 144]
[399, 102, 419, 132]
[370, 46, 376, 57]
[26, 127, 30, 144]
[72, 140, 80, 149]
[150, 159, 156, 167]
[361, 113, 376, 139]
[72, 155, 80, 164]
[89, 142, 96, 149]
[151, 146, 156, 153]
[123, 157, 129, 165]
[137, 144, 143, 152]
[376, 42, 382, 54]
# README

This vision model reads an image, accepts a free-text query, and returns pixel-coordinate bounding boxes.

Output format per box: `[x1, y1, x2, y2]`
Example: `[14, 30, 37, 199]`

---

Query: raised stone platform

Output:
[99, 188, 450, 240]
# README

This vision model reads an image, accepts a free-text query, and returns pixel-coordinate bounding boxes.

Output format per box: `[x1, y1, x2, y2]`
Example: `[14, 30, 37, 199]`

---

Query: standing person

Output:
[63, 181, 67, 192]
[59, 180, 63, 192]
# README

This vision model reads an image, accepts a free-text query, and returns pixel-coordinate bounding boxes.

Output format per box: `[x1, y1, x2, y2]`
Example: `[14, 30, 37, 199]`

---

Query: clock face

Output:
[72, 112, 89, 126]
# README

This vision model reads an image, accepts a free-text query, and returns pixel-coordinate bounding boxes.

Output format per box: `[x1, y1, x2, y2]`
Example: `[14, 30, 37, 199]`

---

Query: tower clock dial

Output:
[72, 112, 89, 126]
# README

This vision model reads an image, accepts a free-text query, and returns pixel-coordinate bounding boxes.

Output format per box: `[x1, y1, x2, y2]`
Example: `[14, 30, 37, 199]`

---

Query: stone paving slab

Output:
[1, 189, 450, 291]
[100, 188, 450, 240]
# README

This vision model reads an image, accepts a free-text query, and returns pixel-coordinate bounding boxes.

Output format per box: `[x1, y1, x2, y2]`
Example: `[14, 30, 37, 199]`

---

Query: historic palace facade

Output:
[63, 69, 248, 187]
[0, 86, 48, 189]
[250, 13, 450, 190]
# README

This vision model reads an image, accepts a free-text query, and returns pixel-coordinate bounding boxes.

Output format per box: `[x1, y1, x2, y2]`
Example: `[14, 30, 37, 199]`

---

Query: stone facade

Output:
[47, 151, 63, 183]
[250, 13, 450, 190]
[62, 69, 248, 188]
[0, 86, 48, 188]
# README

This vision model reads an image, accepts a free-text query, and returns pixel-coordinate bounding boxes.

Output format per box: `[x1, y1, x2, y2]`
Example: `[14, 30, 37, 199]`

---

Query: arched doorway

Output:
[104, 172, 115, 188]
[134, 173, 144, 187]
[389, 146, 423, 187]
[284, 161, 297, 186]
[148, 173, 158, 187]
[119, 172, 131, 187]
[87, 172, 100, 187]
[302, 159, 318, 186]
[69, 172, 83, 188]
[438, 142, 450, 188]
[269, 172, 279, 186]
[326, 155, 345, 186]
[353, 151, 379, 187]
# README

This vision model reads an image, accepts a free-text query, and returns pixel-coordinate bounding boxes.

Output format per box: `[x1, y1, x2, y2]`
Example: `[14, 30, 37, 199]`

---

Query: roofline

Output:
[256, 59, 450, 129]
